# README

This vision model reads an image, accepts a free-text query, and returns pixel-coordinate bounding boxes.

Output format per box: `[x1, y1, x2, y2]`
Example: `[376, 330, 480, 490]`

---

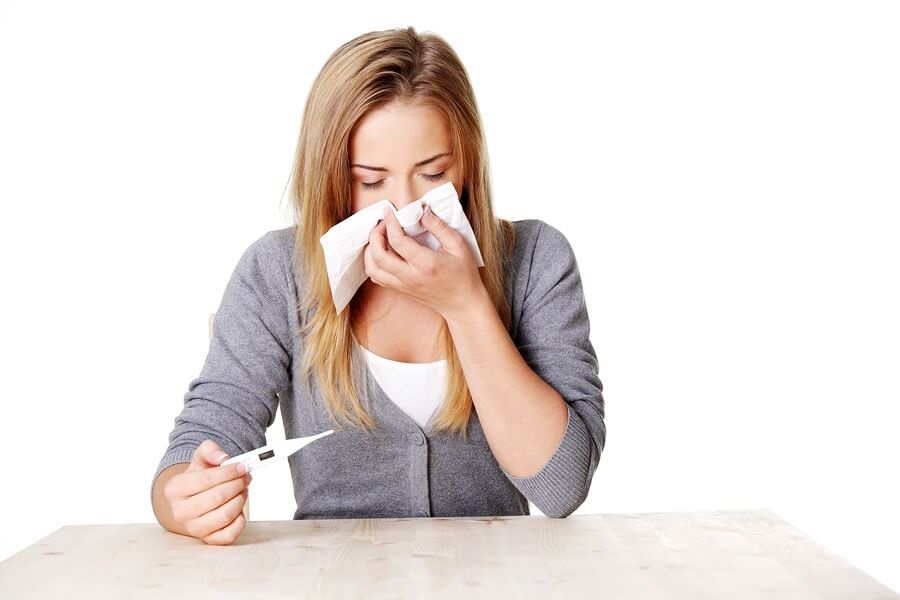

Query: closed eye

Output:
[422, 171, 446, 182]
[361, 171, 446, 190]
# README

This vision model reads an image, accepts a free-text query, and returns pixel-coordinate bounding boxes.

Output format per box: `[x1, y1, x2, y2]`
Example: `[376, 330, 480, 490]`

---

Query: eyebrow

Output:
[350, 152, 452, 172]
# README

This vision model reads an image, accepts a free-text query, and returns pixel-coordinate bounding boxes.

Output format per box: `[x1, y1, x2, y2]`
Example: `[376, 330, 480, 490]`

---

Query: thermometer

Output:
[220, 429, 334, 473]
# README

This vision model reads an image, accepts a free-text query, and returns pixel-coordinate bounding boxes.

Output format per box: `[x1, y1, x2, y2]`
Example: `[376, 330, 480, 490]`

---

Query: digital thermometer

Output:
[220, 429, 334, 473]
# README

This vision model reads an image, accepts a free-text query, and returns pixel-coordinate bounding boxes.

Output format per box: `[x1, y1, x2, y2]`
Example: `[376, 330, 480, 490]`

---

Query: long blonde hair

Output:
[289, 26, 516, 437]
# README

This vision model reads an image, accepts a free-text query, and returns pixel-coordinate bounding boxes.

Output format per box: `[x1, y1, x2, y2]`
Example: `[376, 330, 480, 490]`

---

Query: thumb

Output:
[421, 207, 458, 251]
[188, 439, 229, 471]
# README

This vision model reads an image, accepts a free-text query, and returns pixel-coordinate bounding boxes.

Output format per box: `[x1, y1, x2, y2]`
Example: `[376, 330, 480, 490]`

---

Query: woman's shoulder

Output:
[502, 217, 584, 315]
[244, 225, 299, 273]
[236, 225, 296, 255]
[263, 225, 299, 255]
[507, 217, 577, 269]
[227, 226, 301, 301]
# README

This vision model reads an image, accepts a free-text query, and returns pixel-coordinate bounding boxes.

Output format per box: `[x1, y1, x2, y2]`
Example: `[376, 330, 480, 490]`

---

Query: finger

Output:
[184, 484, 248, 541]
[369, 221, 409, 278]
[188, 439, 230, 471]
[194, 494, 246, 544]
[420, 207, 463, 254]
[172, 461, 248, 498]
[203, 511, 246, 546]
[203, 491, 248, 545]
[365, 238, 406, 290]
[371, 219, 401, 260]
[363, 241, 378, 284]
[383, 207, 428, 263]
[176, 474, 251, 522]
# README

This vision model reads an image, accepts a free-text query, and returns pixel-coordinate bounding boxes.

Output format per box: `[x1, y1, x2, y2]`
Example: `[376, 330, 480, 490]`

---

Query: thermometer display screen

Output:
[258, 450, 275, 461]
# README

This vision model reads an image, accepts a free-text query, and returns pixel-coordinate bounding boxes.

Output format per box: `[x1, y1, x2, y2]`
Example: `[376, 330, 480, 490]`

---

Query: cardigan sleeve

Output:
[500, 220, 607, 517]
[150, 231, 293, 500]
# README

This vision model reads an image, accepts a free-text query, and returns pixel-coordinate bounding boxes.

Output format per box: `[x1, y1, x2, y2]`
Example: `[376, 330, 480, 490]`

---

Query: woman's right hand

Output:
[163, 440, 252, 545]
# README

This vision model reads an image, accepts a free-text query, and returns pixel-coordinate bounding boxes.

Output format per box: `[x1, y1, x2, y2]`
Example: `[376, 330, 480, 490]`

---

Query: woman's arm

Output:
[447, 287, 570, 477]
[445, 220, 606, 518]
[150, 230, 293, 515]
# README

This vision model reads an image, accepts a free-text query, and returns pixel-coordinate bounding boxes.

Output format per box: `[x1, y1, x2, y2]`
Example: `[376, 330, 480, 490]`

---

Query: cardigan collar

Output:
[349, 332, 442, 436]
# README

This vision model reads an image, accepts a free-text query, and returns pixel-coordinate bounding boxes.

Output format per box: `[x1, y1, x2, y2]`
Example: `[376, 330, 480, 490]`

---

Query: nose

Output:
[389, 181, 417, 211]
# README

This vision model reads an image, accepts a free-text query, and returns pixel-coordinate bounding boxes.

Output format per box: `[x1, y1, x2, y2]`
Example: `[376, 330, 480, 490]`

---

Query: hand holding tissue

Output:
[319, 182, 484, 315]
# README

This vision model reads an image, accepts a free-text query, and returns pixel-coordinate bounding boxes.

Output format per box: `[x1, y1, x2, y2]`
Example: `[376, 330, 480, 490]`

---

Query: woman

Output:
[150, 26, 606, 545]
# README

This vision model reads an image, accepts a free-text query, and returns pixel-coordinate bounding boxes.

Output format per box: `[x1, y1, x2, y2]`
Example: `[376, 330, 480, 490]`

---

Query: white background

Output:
[1, 0, 898, 592]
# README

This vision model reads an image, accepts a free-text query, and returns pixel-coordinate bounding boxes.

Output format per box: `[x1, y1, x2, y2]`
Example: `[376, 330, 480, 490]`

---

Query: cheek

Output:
[452, 176, 466, 208]
[349, 186, 360, 213]
[350, 189, 376, 214]
[448, 168, 463, 196]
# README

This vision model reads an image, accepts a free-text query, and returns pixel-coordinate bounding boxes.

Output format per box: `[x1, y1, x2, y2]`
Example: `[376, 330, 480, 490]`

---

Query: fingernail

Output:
[237, 463, 247, 474]
[214, 451, 228, 462]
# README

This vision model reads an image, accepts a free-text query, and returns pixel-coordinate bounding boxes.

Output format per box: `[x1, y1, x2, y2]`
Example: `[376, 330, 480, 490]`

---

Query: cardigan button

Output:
[410, 432, 425, 446]
[416, 510, 429, 517]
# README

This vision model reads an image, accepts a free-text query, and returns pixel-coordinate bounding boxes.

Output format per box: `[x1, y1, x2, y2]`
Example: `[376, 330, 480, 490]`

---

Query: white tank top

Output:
[361, 346, 448, 428]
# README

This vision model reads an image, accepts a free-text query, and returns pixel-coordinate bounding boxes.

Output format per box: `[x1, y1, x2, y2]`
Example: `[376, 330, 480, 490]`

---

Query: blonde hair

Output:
[289, 26, 516, 437]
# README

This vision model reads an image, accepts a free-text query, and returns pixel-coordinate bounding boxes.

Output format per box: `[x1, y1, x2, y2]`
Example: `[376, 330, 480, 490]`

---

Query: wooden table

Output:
[1, 509, 896, 599]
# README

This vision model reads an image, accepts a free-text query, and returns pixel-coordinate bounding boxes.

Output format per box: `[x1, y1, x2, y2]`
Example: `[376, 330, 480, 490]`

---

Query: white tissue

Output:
[319, 181, 484, 314]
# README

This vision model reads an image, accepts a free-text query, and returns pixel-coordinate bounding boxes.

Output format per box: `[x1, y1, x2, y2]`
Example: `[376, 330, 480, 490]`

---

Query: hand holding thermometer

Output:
[220, 429, 334, 473]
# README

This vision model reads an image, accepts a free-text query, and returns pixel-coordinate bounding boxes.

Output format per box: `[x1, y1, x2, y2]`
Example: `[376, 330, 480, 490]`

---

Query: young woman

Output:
[151, 26, 606, 546]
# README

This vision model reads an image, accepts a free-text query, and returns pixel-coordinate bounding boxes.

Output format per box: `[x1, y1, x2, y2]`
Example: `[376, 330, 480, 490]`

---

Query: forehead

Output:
[349, 100, 451, 161]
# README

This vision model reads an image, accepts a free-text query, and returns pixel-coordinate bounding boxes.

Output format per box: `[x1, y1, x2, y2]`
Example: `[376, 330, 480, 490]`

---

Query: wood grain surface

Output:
[0, 509, 896, 599]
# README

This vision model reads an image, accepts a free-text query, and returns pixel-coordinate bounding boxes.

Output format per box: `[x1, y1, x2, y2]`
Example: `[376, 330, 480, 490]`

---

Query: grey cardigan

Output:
[151, 218, 606, 519]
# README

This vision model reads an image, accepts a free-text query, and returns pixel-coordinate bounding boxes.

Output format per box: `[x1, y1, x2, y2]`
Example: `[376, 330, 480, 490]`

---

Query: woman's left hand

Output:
[364, 206, 487, 321]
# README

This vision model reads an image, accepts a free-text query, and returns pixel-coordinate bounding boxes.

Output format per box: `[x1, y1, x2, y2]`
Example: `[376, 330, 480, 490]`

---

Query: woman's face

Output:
[349, 100, 463, 214]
